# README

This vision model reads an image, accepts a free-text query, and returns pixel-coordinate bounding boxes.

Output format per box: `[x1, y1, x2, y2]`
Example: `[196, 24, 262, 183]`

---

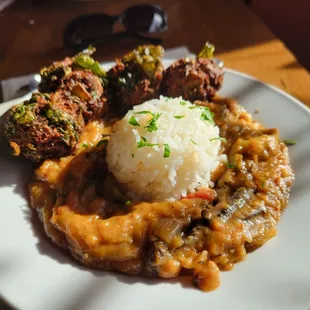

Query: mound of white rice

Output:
[106, 96, 226, 201]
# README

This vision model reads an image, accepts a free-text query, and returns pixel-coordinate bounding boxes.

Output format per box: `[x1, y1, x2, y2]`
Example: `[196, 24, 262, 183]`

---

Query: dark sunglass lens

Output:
[64, 13, 116, 48]
[121, 4, 167, 33]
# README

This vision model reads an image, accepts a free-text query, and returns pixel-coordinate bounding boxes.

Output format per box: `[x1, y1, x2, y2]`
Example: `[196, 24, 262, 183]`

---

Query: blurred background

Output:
[0, 0, 309, 102]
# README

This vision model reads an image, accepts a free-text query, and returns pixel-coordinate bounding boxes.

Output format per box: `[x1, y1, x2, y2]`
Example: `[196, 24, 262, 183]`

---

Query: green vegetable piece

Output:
[12, 104, 35, 124]
[190, 139, 198, 145]
[180, 101, 187, 105]
[134, 111, 152, 115]
[137, 136, 158, 148]
[97, 139, 108, 147]
[225, 162, 236, 169]
[210, 137, 226, 142]
[201, 107, 215, 125]
[73, 48, 106, 78]
[198, 42, 215, 59]
[117, 77, 127, 85]
[283, 139, 297, 146]
[81, 142, 89, 148]
[126, 200, 132, 205]
[91, 61, 106, 78]
[145, 112, 162, 132]
[74, 55, 95, 68]
[163, 143, 170, 158]
[131, 153, 135, 159]
[122, 45, 164, 77]
[174, 116, 184, 119]
[129, 116, 140, 127]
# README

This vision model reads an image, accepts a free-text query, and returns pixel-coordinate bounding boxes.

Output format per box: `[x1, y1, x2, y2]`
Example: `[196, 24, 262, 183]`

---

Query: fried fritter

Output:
[161, 43, 224, 101]
[39, 47, 108, 120]
[107, 45, 164, 114]
[5, 91, 84, 162]
[61, 70, 106, 121]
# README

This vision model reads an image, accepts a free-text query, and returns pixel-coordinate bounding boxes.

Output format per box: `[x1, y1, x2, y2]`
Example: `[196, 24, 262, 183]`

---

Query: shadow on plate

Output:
[0, 112, 194, 299]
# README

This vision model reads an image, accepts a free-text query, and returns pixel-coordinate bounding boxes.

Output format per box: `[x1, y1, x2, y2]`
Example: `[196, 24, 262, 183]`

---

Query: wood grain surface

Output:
[0, 0, 309, 106]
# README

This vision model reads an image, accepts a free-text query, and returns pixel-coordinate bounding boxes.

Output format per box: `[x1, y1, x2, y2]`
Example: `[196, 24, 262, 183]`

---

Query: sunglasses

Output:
[63, 4, 168, 51]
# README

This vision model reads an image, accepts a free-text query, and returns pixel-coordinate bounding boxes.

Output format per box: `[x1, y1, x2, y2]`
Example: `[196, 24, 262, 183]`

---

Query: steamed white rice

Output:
[106, 96, 226, 201]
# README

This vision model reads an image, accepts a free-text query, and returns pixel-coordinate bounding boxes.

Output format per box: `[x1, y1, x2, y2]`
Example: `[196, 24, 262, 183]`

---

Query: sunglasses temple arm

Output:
[131, 33, 163, 44]
[83, 31, 162, 47]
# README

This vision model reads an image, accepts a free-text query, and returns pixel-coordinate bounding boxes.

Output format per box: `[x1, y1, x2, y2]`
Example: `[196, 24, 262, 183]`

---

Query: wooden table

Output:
[0, 0, 309, 106]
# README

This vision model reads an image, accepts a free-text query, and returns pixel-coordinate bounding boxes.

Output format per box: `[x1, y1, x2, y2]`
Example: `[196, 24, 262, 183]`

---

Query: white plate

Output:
[1, 61, 310, 310]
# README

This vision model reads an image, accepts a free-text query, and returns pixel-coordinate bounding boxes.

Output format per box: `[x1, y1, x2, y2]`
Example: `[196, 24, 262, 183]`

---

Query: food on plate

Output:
[39, 46, 108, 120]
[4, 91, 84, 162]
[5, 43, 294, 292]
[107, 45, 164, 114]
[161, 43, 224, 101]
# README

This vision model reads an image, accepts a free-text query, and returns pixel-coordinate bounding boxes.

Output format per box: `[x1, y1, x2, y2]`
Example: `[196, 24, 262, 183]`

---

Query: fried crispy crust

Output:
[161, 58, 224, 102]
[107, 45, 164, 115]
[5, 91, 84, 162]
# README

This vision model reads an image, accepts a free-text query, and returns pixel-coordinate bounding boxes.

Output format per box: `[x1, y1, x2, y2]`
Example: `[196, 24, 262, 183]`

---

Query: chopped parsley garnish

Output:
[190, 139, 198, 145]
[96, 139, 108, 147]
[283, 139, 297, 146]
[200, 107, 215, 124]
[145, 112, 162, 132]
[134, 111, 152, 115]
[137, 136, 158, 148]
[225, 162, 236, 169]
[188, 105, 215, 124]
[180, 101, 187, 105]
[81, 142, 89, 148]
[131, 153, 135, 158]
[210, 137, 226, 142]
[261, 181, 266, 188]
[174, 116, 184, 119]
[163, 143, 170, 158]
[129, 116, 140, 127]
[125, 200, 132, 205]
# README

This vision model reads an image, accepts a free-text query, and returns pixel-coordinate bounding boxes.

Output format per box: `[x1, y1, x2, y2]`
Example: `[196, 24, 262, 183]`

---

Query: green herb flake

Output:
[188, 105, 200, 110]
[180, 101, 187, 106]
[145, 112, 162, 132]
[81, 142, 89, 148]
[163, 143, 171, 158]
[134, 110, 152, 115]
[125, 200, 132, 205]
[283, 139, 297, 146]
[210, 137, 226, 142]
[131, 153, 135, 159]
[225, 162, 236, 169]
[190, 139, 198, 145]
[201, 107, 215, 124]
[137, 136, 158, 149]
[12, 104, 35, 124]
[129, 116, 140, 127]
[261, 181, 266, 188]
[174, 116, 184, 119]
[97, 139, 108, 147]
